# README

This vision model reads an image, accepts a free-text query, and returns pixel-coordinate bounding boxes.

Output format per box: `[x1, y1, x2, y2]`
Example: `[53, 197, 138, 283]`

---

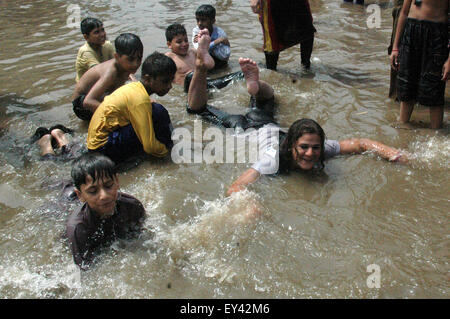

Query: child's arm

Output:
[211, 37, 230, 47]
[339, 138, 408, 163]
[390, 0, 412, 71]
[227, 168, 261, 196]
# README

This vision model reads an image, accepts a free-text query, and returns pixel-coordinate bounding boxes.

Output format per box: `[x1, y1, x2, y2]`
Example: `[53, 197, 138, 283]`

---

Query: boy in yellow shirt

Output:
[75, 18, 115, 82]
[87, 52, 176, 163]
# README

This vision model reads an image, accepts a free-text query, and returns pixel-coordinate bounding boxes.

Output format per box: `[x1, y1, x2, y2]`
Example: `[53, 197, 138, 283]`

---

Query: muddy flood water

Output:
[0, 0, 448, 298]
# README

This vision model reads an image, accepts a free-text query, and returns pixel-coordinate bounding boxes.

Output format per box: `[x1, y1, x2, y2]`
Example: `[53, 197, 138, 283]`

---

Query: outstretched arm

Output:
[339, 138, 408, 163]
[227, 168, 261, 196]
[390, 0, 412, 70]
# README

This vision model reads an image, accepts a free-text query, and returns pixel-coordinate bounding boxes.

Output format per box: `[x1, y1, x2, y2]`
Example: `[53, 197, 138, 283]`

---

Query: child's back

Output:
[72, 33, 143, 121]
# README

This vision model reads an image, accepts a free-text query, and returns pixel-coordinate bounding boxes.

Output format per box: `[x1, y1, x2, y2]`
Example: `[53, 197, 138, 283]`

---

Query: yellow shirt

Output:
[75, 41, 115, 82]
[87, 81, 168, 157]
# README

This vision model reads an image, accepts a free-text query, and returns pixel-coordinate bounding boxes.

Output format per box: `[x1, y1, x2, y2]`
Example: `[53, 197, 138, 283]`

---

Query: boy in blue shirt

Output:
[192, 4, 230, 69]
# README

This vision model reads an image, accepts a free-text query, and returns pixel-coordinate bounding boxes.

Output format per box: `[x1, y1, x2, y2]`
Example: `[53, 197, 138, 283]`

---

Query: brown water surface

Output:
[0, 0, 448, 298]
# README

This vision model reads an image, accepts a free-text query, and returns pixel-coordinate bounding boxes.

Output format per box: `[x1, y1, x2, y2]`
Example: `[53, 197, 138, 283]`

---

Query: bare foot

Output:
[196, 29, 215, 70]
[239, 58, 260, 96]
[37, 134, 54, 156]
[51, 128, 68, 149]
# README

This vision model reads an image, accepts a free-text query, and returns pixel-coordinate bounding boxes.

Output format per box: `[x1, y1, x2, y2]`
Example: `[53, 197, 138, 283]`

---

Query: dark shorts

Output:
[72, 95, 93, 121]
[397, 18, 448, 106]
[187, 96, 277, 130]
[92, 103, 173, 164]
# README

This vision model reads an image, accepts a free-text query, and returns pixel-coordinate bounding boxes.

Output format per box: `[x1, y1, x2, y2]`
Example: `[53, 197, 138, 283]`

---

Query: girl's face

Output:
[291, 133, 322, 171]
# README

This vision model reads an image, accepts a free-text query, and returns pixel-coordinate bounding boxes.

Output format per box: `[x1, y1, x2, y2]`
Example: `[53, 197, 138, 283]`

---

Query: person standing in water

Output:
[250, 0, 316, 70]
[390, 0, 449, 129]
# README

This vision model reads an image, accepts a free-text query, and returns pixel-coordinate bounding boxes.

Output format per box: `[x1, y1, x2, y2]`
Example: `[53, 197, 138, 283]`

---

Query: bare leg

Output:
[37, 134, 54, 156]
[187, 29, 215, 112]
[51, 128, 68, 149]
[238, 57, 274, 100]
[399, 100, 415, 124]
[429, 106, 444, 129]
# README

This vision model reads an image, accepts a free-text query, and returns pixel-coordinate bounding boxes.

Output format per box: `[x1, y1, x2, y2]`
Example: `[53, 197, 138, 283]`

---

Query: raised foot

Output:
[195, 29, 215, 70]
[239, 57, 260, 96]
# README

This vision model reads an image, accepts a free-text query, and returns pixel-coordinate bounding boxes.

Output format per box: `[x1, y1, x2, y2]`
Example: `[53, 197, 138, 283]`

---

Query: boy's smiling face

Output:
[167, 34, 189, 56]
[84, 25, 106, 47]
[76, 174, 119, 218]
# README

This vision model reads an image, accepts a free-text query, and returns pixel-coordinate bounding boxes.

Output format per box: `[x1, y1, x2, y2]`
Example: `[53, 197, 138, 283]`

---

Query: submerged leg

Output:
[300, 37, 314, 69]
[429, 106, 444, 129]
[399, 100, 415, 124]
[239, 57, 274, 100]
[264, 51, 279, 71]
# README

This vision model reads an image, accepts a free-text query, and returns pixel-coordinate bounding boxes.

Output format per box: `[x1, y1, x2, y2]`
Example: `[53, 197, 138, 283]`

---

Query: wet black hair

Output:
[114, 33, 143, 58]
[165, 23, 187, 42]
[195, 4, 216, 20]
[80, 17, 103, 35]
[142, 51, 177, 79]
[279, 118, 326, 173]
[71, 153, 117, 190]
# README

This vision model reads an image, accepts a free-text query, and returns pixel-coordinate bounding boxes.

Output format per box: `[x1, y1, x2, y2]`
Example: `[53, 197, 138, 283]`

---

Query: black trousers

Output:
[264, 36, 314, 70]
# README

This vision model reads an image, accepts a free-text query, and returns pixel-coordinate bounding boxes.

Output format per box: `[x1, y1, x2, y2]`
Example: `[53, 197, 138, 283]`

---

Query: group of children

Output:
[31, 2, 447, 270]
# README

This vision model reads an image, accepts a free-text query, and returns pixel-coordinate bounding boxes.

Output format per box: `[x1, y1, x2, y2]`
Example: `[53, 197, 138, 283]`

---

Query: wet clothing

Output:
[252, 127, 341, 175]
[397, 18, 448, 106]
[40, 141, 85, 162]
[183, 70, 244, 93]
[187, 95, 277, 131]
[192, 26, 231, 62]
[93, 103, 173, 164]
[72, 94, 93, 121]
[75, 41, 115, 82]
[257, 0, 316, 70]
[87, 81, 170, 160]
[66, 192, 145, 270]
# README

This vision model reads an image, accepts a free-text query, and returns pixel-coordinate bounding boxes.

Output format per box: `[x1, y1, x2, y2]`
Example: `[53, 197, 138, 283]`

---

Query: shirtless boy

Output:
[390, 0, 449, 129]
[72, 33, 143, 121]
[165, 23, 214, 86]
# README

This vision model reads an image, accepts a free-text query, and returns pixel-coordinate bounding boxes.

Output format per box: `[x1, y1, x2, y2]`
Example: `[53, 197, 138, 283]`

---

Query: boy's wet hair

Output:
[72, 153, 116, 190]
[165, 23, 187, 42]
[80, 17, 103, 35]
[115, 33, 143, 58]
[142, 51, 177, 79]
[195, 4, 216, 19]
